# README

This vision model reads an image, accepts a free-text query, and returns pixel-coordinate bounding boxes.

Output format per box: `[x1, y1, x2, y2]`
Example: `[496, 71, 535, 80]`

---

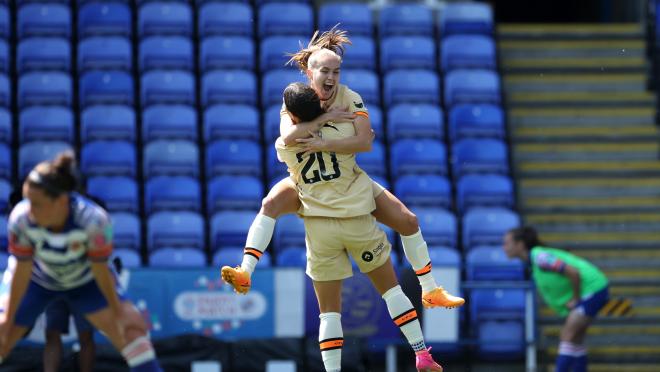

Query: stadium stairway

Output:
[498, 23, 660, 371]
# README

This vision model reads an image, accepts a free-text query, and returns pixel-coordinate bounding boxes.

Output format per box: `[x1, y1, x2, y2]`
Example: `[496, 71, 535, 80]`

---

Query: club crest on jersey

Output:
[70, 240, 83, 251]
[353, 101, 364, 108]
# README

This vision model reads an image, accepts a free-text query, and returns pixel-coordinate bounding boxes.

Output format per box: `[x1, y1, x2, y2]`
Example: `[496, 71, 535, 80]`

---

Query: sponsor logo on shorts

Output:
[373, 243, 384, 258]
[362, 243, 385, 263]
[361, 251, 373, 262]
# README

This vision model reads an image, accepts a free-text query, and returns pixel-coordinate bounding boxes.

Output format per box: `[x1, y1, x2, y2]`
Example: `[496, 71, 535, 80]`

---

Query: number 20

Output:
[295, 152, 341, 184]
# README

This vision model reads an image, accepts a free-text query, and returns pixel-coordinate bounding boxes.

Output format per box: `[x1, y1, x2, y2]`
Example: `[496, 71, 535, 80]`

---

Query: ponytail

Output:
[287, 25, 351, 72]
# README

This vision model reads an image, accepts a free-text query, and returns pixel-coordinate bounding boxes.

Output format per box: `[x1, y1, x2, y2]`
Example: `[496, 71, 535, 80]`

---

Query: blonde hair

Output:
[287, 26, 351, 72]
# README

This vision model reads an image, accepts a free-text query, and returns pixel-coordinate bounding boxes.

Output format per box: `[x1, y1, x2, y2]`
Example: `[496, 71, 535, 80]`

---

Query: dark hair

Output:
[508, 226, 543, 251]
[287, 26, 351, 72]
[26, 151, 79, 198]
[283, 82, 326, 122]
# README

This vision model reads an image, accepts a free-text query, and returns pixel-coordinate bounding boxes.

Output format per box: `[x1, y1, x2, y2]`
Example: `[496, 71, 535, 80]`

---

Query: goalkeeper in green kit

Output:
[503, 226, 609, 372]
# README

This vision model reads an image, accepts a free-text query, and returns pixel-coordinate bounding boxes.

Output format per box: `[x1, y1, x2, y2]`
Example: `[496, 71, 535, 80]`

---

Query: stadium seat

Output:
[143, 140, 199, 179]
[394, 174, 452, 209]
[18, 72, 72, 108]
[147, 211, 204, 251]
[112, 249, 141, 268]
[200, 36, 255, 72]
[444, 69, 500, 107]
[79, 71, 134, 108]
[273, 214, 306, 251]
[210, 210, 256, 251]
[380, 36, 436, 71]
[17, 38, 71, 73]
[139, 36, 193, 72]
[110, 212, 141, 252]
[78, 37, 132, 72]
[264, 105, 282, 143]
[141, 70, 195, 107]
[0, 40, 7, 74]
[477, 321, 525, 360]
[451, 139, 509, 178]
[207, 175, 263, 213]
[0, 216, 5, 251]
[142, 105, 197, 142]
[266, 144, 289, 185]
[19, 106, 74, 144]
[204, 104, 260, 142]
[198, 2, 253, 38]
[18, 141, 72, 180]
[380, 4, 433, 37]
[212, 247, 271, 269]
[319, 3, 372, 36]
[81, 105, 136, 143]
[342, 36, 376, 71]
[0, 143, 9, 180]
[206, 139, 262, 178]
[0, 179, 10, 213]
[342, 69, 380, 106]
[145, 176, 201, 215]
[262, 69, 305, 108]
[260, 36, 305, 72]
[440, 2, 494, 36]
[356, 140, 386, 178]
[371, 175, 390, 192]
[87, 176, 138, 213]
[412, 207, 457, 248]
[471, 289, 526, 321]
[150, 247, 206, 267]
[202, 70, 257, 107]
[449, 104, 505, 142]
[258, 3, 313, 38]
[78, 2, 132, 38]
[0, 74, 8, 108]
[390, 139, 447, 178]
[368, 106, 384, 140]
[387, 103, 444, 142]
[384, 70, 440, 106]
[276, 247, 306, 268]
[466, 246, 525, 281]
[457, 174, 514, 214]
[18, 4, 71, 39]
[441, 35, 497, 71]
[138, 2, 192, 37]
[0, 6, 9, 40]
[81, 141, 136, 178]
[0, 108, 11, 144]
[462, 207, 520, 248]
[429, 246, 461, 267]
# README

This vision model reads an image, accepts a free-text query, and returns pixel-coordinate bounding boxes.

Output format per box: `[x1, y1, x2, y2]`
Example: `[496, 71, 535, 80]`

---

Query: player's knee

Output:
[260, 195, 281, 218]
[400, 212, 419, 236]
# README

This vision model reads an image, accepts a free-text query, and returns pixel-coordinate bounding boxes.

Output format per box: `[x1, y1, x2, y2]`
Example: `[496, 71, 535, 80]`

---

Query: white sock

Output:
[120, 336, 157, 367]
[401, 229, 438, 293]
[319, 312, 343, 372]
[240, 214, 276, 274]
[382, 285, 426, 352]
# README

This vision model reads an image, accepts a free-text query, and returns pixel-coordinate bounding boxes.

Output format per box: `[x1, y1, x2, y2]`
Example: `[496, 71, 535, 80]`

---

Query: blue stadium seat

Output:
[441, 2, 494, 36]
[19, 106, 74, 144]
[142, 105, 197, 142]
[204, 104, 260, 142]
[444, 69, 500, 107]
[384, 70, 439, 106]
[81, 141, 136, 178]
[368, 106, 384, 140]
[202, 70, 257, 107]
[78, 2, 132, 38]
[210, 210, 256, 251]
[112, 248, 141, 268]
[387, 103, 444, 142]
[207, 175, 263, 213]
[0, 40, 8, 74]
[451, 139, 509, 178]
[319, 3, 372, 36]
[264, 105, 282, 143]
[141, 70, 195, 107]
[18, 72, 72, 108]
[81, 105, 136, 143]
[0, 74, 8, 108]
[429, 246, 461, 267]
[371, 175, 390, 192]
[200, 36, 255, 72]
[79, 71, 133, 108]
[78, 37, 132, 72]
[150, 247, 206, 267]
[138, 2, 192, 37]
[394, 174, 452, 209]
[477, 321, 525, 360]
[258, 3, 313, 38]
[147, 211, 204, 251]
[262, 69, 304, 108]
[390, 139, 447, 178]
[87, 176, 138, 213]
[449, 104, 505, 142]
[206, 139, 262, 178]
[471, 289, 526, 321]
[356, 140, 386, 178]
[0, 179, 10, 213]
[342, 69, 380, 106]
[441, 35, 496, 71]
[145, 176, 201, 214]
[466, 246, 525, 281]
[380, 36, 436, 71]
[266, 144, 288, 185]
[380, 4, 433, 37]
[110, 212, 141, 252]
[212, 247, 271, 269]
[342, 36, 376, 70]
[462, 207, 520, 248]
[17, 38, 70, 73]
[198, 2, 253, 38]
[457, 174, 514, 214]
[19, 141, 72, 180]
[0, 6, 9, 40]
[0, 108, 11, 144]
[139, 36, 193, 72]
[0, 143, 9, 180]
[260, 36, 305, 72]
[412, 207, 457, 248]
[276, 247, 306, 268]
[143, 140, 199, 179]
[0, 216, 5, 251]
[18, 4, 71, 39]
[274, 214, 306, 251]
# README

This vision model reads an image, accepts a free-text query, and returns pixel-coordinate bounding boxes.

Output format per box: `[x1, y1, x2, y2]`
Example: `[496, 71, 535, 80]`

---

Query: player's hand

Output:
[319, 109, 355, 126]
[566, 298, 580, 310]
[296, 131, 326, 156]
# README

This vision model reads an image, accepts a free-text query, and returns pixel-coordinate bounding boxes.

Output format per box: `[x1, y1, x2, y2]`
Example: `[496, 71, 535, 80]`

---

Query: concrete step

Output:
[499, 39, 644, 56]
[504, 73, 648, 92]
[577, 365, 660, 372]
[497, 23, 643, 40]
[501, 56, 646, 73]
[508, 107, 655, 125]
[514, 142, 660, 161]
[507, 90, 655, 107]
[512, 124, 658, 142]
[525, 211, 660, 226]
[517, 160, 660, 177]
[539, 230, 660, 249]
[545, 345, 660, 363]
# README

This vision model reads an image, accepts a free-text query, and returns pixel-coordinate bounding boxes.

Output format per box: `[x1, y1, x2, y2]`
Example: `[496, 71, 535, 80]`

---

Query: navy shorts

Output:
[45, 297, 93, 334]
[576, 286, 609, 318]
